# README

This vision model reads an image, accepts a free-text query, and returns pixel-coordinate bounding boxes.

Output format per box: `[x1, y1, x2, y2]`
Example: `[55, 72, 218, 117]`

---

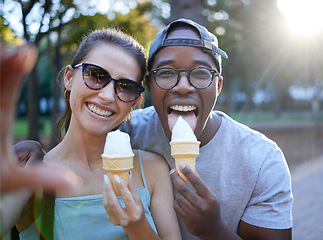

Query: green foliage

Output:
[0, 16, 23, 45]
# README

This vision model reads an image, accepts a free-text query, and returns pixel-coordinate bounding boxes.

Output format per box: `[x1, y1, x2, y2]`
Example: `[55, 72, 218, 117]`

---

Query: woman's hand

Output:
[0, 45, 78, 193]
[102, 173, 159, 239]
[103, 173, 144, 228]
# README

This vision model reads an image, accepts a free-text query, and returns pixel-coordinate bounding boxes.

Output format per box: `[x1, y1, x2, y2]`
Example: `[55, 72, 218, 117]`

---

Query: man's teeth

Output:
[170, 105, 196, 112]
[87, 103, 112, 117]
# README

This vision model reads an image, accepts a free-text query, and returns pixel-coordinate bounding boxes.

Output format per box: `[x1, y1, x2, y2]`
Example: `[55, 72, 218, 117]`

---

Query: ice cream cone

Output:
[170, 141, 200, 181]
[102, 156, 133, 196]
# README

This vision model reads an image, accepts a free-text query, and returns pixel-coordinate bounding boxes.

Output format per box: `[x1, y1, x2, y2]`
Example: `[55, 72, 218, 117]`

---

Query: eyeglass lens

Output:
[82, 64, 143, 102]
[154, 67, 216, 89]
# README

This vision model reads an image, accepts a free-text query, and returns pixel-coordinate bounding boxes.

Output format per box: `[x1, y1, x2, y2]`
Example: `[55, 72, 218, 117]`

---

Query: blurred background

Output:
[1, 0, 322, 165]
[1, 0, 323, 239]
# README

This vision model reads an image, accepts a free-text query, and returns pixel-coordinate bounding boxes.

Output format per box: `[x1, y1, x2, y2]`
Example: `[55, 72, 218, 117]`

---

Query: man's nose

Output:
[172, 73, 195, 94]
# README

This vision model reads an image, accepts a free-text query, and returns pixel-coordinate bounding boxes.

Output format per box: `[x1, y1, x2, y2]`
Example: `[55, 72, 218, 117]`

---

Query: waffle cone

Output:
[170, 141, 200, 181]
[102, 156, 133, 196]
[105, 170, 130, 196]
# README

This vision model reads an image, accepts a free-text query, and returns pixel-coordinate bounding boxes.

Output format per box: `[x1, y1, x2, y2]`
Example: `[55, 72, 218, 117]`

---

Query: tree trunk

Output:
[27, 68, 39, 141]
[50, 27, 62, 149]
[168, 0, 208, 27]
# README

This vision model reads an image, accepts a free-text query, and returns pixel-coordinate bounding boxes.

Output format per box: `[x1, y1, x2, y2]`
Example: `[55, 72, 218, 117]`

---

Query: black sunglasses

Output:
[73, 63, 144, 103]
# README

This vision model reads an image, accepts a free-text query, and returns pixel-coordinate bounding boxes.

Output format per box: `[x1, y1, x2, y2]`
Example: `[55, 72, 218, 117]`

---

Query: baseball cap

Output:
[148, 18, 228, 72]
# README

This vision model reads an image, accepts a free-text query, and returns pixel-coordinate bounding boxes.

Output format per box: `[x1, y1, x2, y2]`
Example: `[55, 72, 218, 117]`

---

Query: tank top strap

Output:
[138, 150, 148, 189]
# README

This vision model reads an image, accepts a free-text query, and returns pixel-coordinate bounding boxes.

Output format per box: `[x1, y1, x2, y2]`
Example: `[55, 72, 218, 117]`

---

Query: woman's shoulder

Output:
[133, 150, 170, 197]
[133, 149, 170, 183]
[134, 149, 168, 169]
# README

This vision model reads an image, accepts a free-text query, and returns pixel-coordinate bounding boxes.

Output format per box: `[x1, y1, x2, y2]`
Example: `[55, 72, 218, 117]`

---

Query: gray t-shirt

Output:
[119, 106, 293, 239]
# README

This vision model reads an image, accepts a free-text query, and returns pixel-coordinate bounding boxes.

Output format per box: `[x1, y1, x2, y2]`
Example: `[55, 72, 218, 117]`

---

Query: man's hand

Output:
[170, 163, 224, 238]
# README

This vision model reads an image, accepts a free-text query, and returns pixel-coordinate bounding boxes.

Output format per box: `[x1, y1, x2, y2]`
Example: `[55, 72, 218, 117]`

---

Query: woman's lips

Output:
[87, 103, 113, 117]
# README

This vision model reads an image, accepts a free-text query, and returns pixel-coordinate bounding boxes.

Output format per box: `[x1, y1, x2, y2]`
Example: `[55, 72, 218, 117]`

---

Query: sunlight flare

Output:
[277, 0, 323, 35]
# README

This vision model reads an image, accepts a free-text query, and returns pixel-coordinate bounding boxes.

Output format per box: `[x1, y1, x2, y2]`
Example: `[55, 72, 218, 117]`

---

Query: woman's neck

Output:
[50, 122, 107, 169]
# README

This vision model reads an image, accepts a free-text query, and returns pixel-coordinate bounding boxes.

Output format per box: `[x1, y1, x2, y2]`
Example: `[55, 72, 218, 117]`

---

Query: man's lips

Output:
[87, 103, 113, 117]
[168, 105, 197, 132]
[170, 105, 197, 113]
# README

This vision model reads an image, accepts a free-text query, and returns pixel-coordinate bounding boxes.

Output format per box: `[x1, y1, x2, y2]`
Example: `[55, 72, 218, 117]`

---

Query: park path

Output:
[291, 155, 323, 240]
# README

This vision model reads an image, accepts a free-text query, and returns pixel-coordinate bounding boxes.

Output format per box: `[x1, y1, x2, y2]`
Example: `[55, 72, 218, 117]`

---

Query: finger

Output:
[128, 171, 141, 202]
[115, 174, 136, 210]
[102, 175, 120, 225]
[178, 163, 211, 197]
[173, 198, 186, 217]
[126, 171, 143, 217]
[1, 162, 80, 193]
[1, 45, 37, 111]
[174, 190, 195, 216]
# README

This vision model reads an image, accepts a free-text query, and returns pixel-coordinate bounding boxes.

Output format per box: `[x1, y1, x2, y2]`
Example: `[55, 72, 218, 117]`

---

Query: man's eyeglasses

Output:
[150, 66, 220, 90]
[73, 63, 144, 102]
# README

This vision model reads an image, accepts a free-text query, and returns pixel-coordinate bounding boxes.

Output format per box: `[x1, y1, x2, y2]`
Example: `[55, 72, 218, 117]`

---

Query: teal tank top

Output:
[20, 150, 157, 240]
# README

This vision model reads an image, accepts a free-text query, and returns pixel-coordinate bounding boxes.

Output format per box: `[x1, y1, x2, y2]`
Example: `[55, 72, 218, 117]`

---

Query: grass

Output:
[14, 116, 52, 138]
[230, 110, 323, 124]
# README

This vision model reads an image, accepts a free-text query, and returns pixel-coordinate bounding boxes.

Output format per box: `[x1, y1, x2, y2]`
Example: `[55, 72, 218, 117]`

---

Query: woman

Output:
[16, 28, 181, 240]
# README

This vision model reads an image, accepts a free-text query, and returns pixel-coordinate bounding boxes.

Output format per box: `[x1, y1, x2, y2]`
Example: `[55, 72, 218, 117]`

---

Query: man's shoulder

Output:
[131, 106, 156, 119]
[215, 111, 280, 150]
[119, 106, 159, 134]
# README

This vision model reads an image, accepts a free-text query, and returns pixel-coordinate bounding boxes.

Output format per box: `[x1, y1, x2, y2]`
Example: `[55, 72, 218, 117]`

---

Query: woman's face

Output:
[64, 44, 141, 136]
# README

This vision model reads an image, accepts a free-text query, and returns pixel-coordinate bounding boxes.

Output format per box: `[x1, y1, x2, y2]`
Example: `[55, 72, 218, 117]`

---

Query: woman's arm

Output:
[143, 151, 182, 240]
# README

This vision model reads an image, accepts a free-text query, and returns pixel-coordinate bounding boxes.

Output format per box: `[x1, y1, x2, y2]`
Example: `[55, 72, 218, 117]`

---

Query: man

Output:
[119, 18, 292, 239]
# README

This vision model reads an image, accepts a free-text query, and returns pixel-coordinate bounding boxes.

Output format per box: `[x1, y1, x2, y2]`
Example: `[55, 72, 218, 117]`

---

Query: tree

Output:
[168, 0, 208, 26]
[1, 0, 79, 141]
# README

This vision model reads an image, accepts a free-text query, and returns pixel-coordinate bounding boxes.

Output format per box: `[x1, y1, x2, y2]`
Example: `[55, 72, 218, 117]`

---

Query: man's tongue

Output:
[168, 111, 197, 132]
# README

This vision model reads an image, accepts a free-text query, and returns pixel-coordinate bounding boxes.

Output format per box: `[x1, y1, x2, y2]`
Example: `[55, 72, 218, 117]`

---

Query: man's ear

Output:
[64, 65, 74, 90]
[217, 75, 223, 93]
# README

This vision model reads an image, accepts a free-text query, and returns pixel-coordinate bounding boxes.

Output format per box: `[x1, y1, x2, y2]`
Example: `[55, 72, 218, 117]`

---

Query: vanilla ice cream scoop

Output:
[170, 117, 200, 181]
[171, 116, 197, 142]
[102, 130, 134, 158]
[102, 130, 134, 196]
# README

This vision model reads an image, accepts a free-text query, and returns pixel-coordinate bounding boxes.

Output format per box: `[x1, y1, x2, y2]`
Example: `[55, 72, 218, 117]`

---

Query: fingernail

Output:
[104, 174, 109, 184]
[179, 163, 186, 169]
[114, 175, 121, 184]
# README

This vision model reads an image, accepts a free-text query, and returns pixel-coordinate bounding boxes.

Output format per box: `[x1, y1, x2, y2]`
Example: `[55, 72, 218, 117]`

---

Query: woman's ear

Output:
[64, 65, 74, 90]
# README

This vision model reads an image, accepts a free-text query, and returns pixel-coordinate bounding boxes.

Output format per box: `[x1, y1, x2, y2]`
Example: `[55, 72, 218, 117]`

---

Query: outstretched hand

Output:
[0, 45, 78, 193]
[170, 163, 227, 239]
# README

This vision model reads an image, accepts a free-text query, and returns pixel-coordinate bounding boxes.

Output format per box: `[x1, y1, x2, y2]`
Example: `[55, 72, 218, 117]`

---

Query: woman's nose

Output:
[98, 81, 115, 103]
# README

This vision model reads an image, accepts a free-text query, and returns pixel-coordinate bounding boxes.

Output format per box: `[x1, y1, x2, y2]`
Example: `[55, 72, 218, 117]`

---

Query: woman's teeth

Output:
[170, 105, 196, 112]
[87, 103, 112, 117]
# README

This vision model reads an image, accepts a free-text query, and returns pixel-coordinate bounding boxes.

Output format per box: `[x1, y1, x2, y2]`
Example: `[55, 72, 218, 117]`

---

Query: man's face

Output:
[147, 29, 223, 142]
